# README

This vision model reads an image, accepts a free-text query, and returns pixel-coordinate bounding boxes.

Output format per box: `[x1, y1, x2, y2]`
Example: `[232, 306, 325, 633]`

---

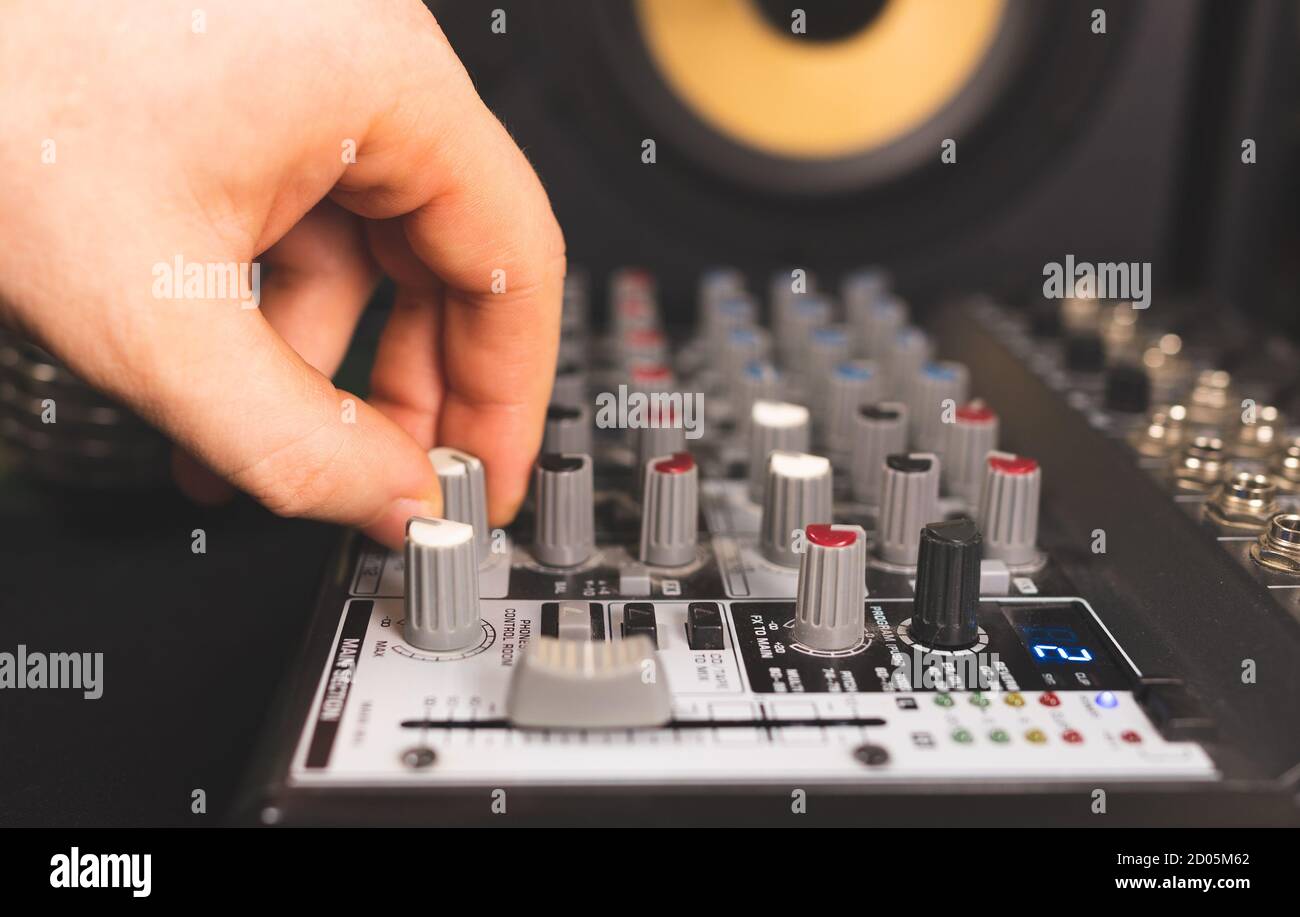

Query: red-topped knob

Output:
[989, 454, 1038, 475]
[653, 452, 695, 475]
[806, 523, 858, 548]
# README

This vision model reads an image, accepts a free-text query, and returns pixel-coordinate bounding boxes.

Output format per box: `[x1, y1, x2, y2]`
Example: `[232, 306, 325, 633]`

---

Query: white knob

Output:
[760, 450, 833, 567]
[404, 517, 481, 651]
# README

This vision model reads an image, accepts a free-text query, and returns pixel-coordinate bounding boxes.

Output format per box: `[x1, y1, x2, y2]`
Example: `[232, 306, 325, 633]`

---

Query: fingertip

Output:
[363, 494, 443, 552]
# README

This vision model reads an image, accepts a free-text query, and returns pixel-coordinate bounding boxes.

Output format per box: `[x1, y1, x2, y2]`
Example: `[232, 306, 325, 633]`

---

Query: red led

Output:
[654, 453, 695, 475]
[1038, 692, 1061, 707]
[957, 403, 997, 423]
[806, 524, 857, 548]
[990, 455, 1039, 475]
[1062, 729, 1084, 744]
[1121, 730, 1143, 744]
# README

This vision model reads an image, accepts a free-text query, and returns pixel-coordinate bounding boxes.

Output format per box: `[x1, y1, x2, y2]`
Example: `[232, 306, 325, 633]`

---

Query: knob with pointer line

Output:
[404, 517, 482, 651]
[640, 452, 698, 567]
[793, 523, 867, 652]
[532, 453, 595, 567]
[909, 518, 981, 650]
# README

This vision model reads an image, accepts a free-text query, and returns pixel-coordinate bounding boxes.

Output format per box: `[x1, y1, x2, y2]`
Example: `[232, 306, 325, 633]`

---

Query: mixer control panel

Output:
[252, 267, 1254, 825]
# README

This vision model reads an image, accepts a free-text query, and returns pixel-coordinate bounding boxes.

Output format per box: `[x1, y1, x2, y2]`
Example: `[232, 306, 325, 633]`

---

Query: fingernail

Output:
[367, 497, 441, 550]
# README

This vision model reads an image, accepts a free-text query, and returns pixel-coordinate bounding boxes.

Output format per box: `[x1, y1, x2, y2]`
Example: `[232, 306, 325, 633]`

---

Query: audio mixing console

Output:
[244, 269, 1300, 827]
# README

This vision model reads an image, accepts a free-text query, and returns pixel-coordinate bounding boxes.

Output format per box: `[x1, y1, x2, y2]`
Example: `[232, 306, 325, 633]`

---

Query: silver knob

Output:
[977, 451, 1042, 566]
[793, 523, 867, 651]
[760, 450, 833, 567]
[849, 294, 907, 359]
[706, 293, 758, 352]
[777, 295, 832, 370]
[908, 361, 970, 454]
[617, 328, 669, 368]
[403, 517, 482, 651]
[543, 403, 591, 457]
[877, 452, 942, 566]
[532, 453, 595, 567]
[698, 266, 746, 316]
[841, 266, 892, 316]
[720, 326, 772, 391]
[849, 402, 909, 504]
[428, 447, 490, 564]
[636, 420, 688, 490]
[640, 452, 699, 566]
[748, 400, 811, 502]
[822, 359, 883, 457]
[733, 360, 781, 434]
[882, 326, 932, 400]
[943, 401, 999, 503]
[802, 324, 852, 384]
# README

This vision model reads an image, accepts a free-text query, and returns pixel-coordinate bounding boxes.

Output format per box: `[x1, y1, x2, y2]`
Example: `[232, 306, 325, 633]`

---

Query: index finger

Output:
[332, 11, 565, 525]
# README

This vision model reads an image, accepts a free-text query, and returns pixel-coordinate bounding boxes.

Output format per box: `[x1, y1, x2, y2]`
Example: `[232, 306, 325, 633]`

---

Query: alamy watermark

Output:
[1042, 254, 1151, 309]
[50, 847, 150, 897]
[0, 645, 103, 699]
[152, 254, 261, 309]
[594, 385, 704, 440]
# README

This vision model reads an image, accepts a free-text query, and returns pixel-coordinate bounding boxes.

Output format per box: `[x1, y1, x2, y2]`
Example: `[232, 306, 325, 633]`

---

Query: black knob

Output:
[910, 518, 981, 649]
[1104, 362, 1151, 414]
[1064, 332, 1105, 373]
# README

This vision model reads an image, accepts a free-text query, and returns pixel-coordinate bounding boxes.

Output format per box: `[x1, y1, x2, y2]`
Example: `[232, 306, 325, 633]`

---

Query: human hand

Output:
[0, 0, 565, 548]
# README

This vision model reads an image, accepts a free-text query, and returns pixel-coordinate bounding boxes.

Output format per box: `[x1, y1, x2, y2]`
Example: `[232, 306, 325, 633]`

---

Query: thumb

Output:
[41, 256, 441, 550]
[190, 310, 443, 549]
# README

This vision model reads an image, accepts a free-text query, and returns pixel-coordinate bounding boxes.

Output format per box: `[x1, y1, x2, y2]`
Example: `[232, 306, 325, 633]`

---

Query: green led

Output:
[969, 692, 990, 708]
[934, 693, 955, 708]
[951, 728, 974, 744]
[988, 728, 1010, 744]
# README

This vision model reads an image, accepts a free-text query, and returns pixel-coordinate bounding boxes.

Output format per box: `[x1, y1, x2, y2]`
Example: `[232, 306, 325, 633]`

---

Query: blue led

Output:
[730, 328, 756, 343]
[1095, 691, 1119, 709]
[836, 362, 873, 380]
[922, 362, 956, 381]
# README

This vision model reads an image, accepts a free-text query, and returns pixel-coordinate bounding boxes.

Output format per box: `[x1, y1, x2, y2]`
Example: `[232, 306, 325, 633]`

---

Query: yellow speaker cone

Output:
[633, 0, 1009, 160]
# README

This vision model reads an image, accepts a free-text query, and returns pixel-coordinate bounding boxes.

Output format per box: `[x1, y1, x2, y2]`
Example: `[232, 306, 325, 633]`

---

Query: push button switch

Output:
[686, 602, 725, 650]
[622, 603, 659, 647]
[1135, 677, 1217, 741]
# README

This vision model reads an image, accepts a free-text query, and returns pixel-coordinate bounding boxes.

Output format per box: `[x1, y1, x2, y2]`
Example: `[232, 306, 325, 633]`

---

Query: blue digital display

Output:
[1018, 625, 1094, 665]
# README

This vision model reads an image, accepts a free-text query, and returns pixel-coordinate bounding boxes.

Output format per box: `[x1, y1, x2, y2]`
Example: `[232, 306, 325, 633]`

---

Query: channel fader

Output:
[245, 269, 1300, 828]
